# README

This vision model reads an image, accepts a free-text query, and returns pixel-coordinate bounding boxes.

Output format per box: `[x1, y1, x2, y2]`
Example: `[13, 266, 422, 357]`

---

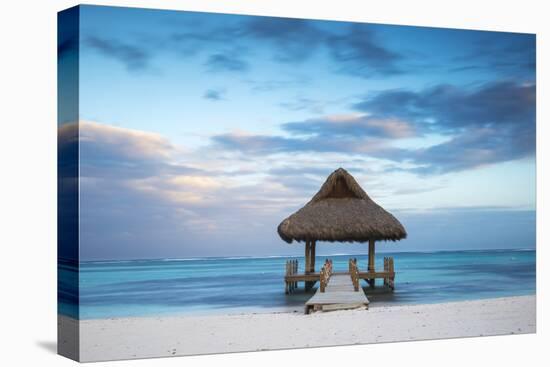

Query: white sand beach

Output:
[66, 295, 535, 362]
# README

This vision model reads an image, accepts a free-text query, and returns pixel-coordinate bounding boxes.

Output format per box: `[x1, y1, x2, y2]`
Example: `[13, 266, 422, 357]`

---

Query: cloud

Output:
[353, 81, 535, 132]
[67, 120, 535, 259]
[203, 89, 226, 101]
[450, 32, 535, 77]
[58, 37, 77, 59]
[85, 13, 406, 78]
[212, 132, 300, 155]
[70, 121, 203, 180]
[85, 36, 150, 70]
[212, 130, 403, 157]
[204, 53, 249, 72]
[282, 114, 418, 139]
[129, 175, 226, 205]
[170, 28, 237, 54]
[165, 16, 403, 76]
[211, 113, 417, 157]
[327, 24, 403, 77]
[241, 17, 326, 62]
[241, 18, 404, 76]
[80, 121, 174, 160]
[406, 125, 534, 175]
[211, 81, 535, 174]
[352, 81, 536, 174]
[83, 12, 534, 83]
[69, 121, 319, 259]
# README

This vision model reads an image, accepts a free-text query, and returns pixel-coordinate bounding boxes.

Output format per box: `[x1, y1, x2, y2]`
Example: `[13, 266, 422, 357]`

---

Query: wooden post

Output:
[293, 260, 297, 289]
[310, 240, 316, 273]
[368, 239, 375, 288]
[368, 239, 375, 271]
[305, 240, 316, 291]
[389, 257, 395, 290]
[305, 241, 311, 274]
[285, 261, 289, 294]
[384, 256, 389, 286]
[349, 259, 359, 291]
[289, 260, 293, 293]
[320, 265, 326, 292]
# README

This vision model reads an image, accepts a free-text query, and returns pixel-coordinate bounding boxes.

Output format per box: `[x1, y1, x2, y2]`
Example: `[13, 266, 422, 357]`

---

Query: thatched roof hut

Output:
[278, 168, 406, 243]
[277, 168, 406, 280]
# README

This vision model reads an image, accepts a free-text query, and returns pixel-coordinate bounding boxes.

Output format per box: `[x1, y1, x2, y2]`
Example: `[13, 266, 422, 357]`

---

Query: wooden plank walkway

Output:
[304, 273, 369, 314]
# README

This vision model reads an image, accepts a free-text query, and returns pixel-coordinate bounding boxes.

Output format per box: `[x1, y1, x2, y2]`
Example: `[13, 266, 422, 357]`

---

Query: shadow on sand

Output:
[36, 340, 57, 354]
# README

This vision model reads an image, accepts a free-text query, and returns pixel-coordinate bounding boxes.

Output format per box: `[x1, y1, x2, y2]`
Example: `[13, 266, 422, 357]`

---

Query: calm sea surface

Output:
[59, 249, 535, 319]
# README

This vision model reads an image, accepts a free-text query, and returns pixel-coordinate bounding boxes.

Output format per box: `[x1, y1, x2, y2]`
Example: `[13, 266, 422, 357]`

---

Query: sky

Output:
[60, 5, 536, 260]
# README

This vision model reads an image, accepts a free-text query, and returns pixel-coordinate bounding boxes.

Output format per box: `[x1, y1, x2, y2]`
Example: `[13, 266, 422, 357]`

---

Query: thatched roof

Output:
[277, 168, 407, 244]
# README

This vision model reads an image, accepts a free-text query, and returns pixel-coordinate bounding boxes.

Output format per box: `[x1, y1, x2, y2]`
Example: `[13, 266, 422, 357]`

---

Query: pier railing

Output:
[285, 259, 298, 294]
[319, 259, 333, 292]
[383, 257, 395, 289]
[349, 258, 359, 291]
[284, 256, 395, 294]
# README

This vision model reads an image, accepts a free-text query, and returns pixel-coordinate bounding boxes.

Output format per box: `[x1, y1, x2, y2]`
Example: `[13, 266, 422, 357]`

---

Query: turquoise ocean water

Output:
[59, 249, 535, 319]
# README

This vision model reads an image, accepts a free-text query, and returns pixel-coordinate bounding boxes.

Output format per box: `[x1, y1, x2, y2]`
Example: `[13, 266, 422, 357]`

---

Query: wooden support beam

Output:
[285, 261, 289, 294]
[310, 241, 316, 273]
[305, 240, 316, 291]
[389, 257, 395, 290]
[304, 241, 311, 274]
[368, 239, 375, 271]
[368, 239, 375, 288]
[293, 260, 297, 289]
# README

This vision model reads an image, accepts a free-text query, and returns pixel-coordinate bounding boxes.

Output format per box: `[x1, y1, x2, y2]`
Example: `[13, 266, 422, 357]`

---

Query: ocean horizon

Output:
[59, 248, 536, 320]
[66, 247, 537, 263]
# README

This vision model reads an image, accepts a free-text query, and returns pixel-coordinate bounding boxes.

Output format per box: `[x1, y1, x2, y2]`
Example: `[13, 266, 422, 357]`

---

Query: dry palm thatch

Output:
[278, 168, 407, 243]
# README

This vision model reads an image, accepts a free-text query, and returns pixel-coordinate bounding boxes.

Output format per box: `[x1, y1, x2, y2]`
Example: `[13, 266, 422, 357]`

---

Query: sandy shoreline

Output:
[63, 295, 535, 362]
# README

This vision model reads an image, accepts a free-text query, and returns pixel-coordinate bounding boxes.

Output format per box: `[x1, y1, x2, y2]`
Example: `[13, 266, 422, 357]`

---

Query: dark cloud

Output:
[407, 126, 533, 174]
[241, 17, 326, 62]
[354, 81, 535, 132]
[205, 53, 249, 72]
[165, 17, 404, 77]
[327, 24, 403, 77]
[58, 38, 77, 59]
[86, 36, 150, 71]
[211, 128, 387, 156]
[58, 6, 79, 63]
[241, 18, 404, 76]
[85, 14, 405, 78]
[170, 28, 238, 53]
[450, 32, 535, 77]
[212, 81, 535, 174]
[83, 12, 534, 82]
[203, 89, 225, 101]
[352, 81, 536, 174]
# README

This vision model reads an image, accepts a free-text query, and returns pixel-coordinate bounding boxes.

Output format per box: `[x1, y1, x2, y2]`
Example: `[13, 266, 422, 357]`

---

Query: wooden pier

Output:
[286, 258, 394, 314]
[305, 272, 369, 314]
[285, 257, 395, 295]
